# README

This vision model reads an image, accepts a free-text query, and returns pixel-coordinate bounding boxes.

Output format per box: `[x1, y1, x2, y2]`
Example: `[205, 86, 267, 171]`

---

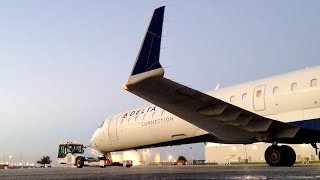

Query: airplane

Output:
[90, 6, 320, 167]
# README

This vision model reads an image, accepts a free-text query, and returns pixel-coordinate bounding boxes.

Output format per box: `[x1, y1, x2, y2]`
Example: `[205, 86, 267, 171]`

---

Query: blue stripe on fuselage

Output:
[289, 118, 320, 131]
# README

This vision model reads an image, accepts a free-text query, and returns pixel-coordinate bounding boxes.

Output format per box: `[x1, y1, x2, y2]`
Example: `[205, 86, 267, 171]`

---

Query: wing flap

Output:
[226, 116, 253, 127]
[211, 110, 242, 122]
[197, 104, 229, 116]
[241, 117, 273, 132]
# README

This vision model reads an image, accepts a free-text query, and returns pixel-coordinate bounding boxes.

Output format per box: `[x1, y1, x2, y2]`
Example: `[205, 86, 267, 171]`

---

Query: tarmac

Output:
[0, 164, 320, 179]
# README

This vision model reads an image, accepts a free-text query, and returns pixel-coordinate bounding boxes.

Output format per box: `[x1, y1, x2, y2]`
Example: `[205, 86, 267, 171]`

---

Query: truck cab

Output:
[58, 142, 84, 158]
[57, 141, 132, 168]
[57, 141, 88, 168]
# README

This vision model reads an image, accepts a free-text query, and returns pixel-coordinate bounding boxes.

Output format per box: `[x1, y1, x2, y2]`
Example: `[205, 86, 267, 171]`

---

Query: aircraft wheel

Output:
[280, 145, 296, 166]
[265, 145, 296, 166]
[265, 145, 283, 166]
[76, 157, 84, 168]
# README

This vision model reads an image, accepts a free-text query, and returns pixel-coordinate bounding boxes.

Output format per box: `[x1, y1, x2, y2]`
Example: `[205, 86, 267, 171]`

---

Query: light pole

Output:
[168, 155, 173, 165]
[2, 153, 6, 163]
[245, 145, 248, 159]
[146, 149, 150, 165]
[8, 156, 12, 165]
[190, 147, 193, 165]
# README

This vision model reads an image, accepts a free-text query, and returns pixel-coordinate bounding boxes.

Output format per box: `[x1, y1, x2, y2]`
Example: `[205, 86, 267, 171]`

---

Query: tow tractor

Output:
[57, 141, 132, 168]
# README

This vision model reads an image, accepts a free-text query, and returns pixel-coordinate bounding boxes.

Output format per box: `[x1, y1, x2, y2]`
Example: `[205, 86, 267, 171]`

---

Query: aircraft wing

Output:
[124, 6, 320, 144]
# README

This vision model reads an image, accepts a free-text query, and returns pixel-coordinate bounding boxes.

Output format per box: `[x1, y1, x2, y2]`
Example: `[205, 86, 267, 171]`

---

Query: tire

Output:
[265, 145, 296, 167]
[76, 157, 84, 168]
[265, 145, 282, 166]
[280, 145, 296, 166]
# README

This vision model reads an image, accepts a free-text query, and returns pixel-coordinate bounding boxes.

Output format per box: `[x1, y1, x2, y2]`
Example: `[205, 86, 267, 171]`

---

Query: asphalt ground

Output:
[0, 164, 320, 179]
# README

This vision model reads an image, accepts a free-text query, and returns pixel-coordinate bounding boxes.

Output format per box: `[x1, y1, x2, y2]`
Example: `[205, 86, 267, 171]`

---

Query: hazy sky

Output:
[0, 0, 319, 164]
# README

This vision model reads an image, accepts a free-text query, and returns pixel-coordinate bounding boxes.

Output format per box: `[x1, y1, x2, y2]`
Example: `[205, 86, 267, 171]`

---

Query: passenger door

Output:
[253, 85, 266, 111]
[108, 114, 121, 141]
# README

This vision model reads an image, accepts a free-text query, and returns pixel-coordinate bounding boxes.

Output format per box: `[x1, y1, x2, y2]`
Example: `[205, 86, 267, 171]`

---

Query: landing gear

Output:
[98, 152, 113, 167]
[264, 145, 296, 166]
[104, 152, 113, 164]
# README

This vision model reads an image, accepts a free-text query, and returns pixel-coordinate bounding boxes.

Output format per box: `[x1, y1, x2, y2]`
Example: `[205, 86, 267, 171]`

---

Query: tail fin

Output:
[127, 6, 165, 86]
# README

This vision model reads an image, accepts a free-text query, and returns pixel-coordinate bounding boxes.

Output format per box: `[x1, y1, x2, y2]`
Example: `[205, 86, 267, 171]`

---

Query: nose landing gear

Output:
[264, 145, 296, 166]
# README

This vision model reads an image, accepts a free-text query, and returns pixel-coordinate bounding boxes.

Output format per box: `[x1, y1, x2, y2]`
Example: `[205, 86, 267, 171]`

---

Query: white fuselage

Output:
[90, 66, 320, 153]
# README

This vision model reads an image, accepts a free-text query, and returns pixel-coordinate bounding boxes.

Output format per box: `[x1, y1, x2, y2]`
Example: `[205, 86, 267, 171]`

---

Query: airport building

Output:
[111, 143, 319, 166]
[205, 143, 318, 164]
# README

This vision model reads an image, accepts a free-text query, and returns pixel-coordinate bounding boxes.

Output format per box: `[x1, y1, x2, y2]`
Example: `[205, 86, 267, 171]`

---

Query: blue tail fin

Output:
[130, 6, 165, 76]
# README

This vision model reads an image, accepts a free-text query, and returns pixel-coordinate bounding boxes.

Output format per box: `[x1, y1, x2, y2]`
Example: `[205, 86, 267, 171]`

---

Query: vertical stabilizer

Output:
[127, 6, 165, 85]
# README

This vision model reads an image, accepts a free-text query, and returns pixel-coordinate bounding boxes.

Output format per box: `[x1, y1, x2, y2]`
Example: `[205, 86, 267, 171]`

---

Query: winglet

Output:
[126, 6, 165, 87]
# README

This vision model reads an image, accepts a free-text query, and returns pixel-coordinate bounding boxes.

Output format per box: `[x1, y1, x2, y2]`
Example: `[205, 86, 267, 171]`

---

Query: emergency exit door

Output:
[253, 85, 266, 111]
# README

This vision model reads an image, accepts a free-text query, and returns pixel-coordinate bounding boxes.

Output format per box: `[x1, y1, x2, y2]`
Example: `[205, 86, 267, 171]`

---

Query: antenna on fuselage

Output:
[215, 83, 220, 90]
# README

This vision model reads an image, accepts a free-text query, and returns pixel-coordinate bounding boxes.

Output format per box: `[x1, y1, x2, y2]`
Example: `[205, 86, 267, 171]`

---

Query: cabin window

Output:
[273, 86, 279, 94]
[152, 112, 156, 118]
[311, 78, 317, 87]
[291, 83, 297, 91]
[230, 96, 235, 103]
[256, 90, 262, 97]
[242, 93, 247, 100]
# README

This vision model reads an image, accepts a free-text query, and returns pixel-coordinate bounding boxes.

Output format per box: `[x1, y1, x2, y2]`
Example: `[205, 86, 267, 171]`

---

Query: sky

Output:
[0, 0, 319, 164]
